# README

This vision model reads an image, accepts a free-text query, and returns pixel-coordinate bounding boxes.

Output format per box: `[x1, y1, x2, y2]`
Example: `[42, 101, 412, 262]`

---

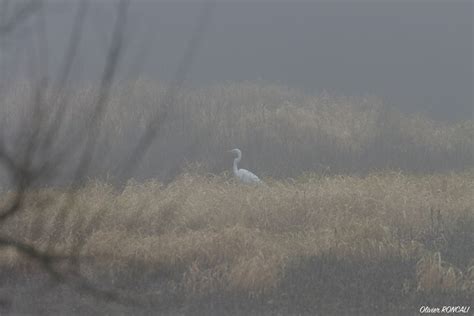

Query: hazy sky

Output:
[6, 0, 473, 121]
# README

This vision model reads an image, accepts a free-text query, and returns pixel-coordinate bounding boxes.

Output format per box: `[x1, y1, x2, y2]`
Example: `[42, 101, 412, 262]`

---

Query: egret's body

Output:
[229, 148, 261, 184]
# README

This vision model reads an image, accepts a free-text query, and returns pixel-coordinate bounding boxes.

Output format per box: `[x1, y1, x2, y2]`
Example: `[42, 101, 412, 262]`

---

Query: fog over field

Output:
[0, 1, 473, 315]
[3, 0, 472, 120]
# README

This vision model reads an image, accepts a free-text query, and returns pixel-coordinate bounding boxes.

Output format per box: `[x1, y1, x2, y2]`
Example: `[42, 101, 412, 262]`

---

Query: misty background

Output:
[1, 2, 473, 314]
[3, 0, 472, 121]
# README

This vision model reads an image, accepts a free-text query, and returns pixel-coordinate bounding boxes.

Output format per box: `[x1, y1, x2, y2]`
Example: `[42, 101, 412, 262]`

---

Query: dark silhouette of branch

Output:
[0, 235, 64, 280]
[0, 0, 133, 306]
[119, 1, 216, 179]
[0, 0, 40, 35]
[0, 0, 216, 309]
[39, 0, 89, 154]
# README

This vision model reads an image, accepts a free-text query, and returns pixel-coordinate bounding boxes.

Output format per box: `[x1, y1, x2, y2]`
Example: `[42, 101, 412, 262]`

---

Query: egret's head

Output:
[228, 148, 241, 156]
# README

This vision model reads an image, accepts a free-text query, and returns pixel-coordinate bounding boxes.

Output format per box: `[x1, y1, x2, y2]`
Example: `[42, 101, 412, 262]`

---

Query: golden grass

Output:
[0, 79, 473, 312]
[1, 170, 473, 311]
[1, 80, 472, 181]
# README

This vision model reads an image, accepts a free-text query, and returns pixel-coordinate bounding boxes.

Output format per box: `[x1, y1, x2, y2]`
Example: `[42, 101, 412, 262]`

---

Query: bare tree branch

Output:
[0, 0, 40, 35]
[0, 0, 216, 308]
[39, 0, 89, 154]
[119, 0, 216, 179]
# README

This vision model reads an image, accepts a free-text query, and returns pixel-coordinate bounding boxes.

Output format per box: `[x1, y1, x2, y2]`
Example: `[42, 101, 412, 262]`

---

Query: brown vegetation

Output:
[1, 80, 472, 184]
[1, 169, 473, 314]
[1, 80, 473, 314]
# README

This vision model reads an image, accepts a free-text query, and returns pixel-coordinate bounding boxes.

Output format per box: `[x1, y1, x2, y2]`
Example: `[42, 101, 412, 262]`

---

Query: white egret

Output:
[228, 148, 261, 184]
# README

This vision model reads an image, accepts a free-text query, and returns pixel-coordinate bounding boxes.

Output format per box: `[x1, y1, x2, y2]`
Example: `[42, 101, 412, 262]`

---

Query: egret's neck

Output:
[233, 156, 240, 175]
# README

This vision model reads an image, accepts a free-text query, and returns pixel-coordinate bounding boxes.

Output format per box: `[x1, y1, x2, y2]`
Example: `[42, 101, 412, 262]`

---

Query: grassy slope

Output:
[1, 170, 473, 314]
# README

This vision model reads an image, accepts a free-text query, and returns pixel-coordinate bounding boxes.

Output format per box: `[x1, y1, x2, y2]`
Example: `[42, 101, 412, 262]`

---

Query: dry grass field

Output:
[0, 81, 473, 314]
[1, 170, 473, 314]
[1, 80, 472, 182]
